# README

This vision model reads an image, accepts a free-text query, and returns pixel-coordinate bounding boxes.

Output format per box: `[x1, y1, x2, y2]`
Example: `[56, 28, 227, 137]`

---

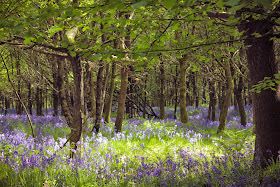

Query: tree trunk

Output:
[115, 66, 128, 132]
[191, 72, 198, 108]
[211, 82, 216, 121]
[69, 56, 83, 157]
[52, 62, 59, 116]
[28, 83, 32, 115]
[179, 55, 190, 124]
[16, 58, 22, 115]
[45, 87, 48, 115]
[92, 64, 104, 133]
[234, 76, 247, 126]
[174, 65, 178, 119]
[143, 74, 147, 118]
[239, 9, 280, 166]
[57, 57, 73, 127]
[105, 61, 116, 123]
[36, 87, 43, 116]
[159, 61, 165, 119]
[217, 61, 234, 133]
[89, 65, 96, 117]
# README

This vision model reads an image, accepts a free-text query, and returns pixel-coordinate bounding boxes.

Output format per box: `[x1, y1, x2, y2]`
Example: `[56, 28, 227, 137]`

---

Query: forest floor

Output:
[0, 105, 280, 186]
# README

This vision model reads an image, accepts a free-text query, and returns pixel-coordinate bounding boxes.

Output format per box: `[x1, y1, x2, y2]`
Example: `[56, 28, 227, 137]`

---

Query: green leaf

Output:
[130, 32, 136, 39]
[67, 46, 75, 51]
[79, 43, 88, 49]
[65, 10, 73, 17]
[133, 1, 148, 9]
[228, 4, 245, 12]
[256, 0, 273, 9]
[70, 51, 76, 57]
[89, 54, 101, 61]
[226, 0, 240, 6]
[83, 52, 92, 58]
[162, 0, 176, 9]
[23, 38, 31, 45]
[36, 36, 44, 44]
[13, 24, 24, 34]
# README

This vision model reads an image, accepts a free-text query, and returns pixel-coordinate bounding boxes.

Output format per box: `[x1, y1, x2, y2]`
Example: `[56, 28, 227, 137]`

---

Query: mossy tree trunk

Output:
[217, 60, 234, 133]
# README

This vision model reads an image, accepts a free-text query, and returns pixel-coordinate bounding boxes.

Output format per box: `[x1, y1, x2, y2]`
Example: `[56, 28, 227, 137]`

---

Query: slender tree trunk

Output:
[105, 62, 116, 123]
[179, 55, 190, 124]
[159, 61, 165, 119]
[115, 66, 128, 132]
[28, 83, 32, 115]
[211, 82, 216, 121]
[16, 58, 22, 115]
[92, 64, 104, 133]
[45, 87, 48, 115]
[239, 9, 280, 166]
[36, 87, 43, 116]
[89, 65, 96, 117]
[174, 65, 178, 119]
[234, 76, 247, 126]
[217, 61, 234, 133]
[143, 74, 147, 118]
[52, 62, 59, 116]
[5, 98, 9, 115]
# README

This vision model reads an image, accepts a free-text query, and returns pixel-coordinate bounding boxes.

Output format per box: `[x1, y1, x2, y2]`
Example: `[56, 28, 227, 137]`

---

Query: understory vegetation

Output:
[1, 105, 280, 187]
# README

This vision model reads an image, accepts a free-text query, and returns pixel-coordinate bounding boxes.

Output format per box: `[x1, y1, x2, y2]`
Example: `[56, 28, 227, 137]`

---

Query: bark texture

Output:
[239, 9, 280, 166]
[179, 55, 189, 124]
[115, 66, 128, 132]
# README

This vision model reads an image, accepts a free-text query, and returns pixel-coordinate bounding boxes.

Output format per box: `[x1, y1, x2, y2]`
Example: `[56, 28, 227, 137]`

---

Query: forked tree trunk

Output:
[239, 8, 280, 166]
[92, 64, 104, 133]
[105, 61, 116, 123]
[217, 61, 234, 133]
[179, 55, 189, 124]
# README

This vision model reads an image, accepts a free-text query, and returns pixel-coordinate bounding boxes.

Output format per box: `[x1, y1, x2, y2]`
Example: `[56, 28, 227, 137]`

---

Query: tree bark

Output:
[36, 87, 43, 116]
[105, 61, 116, 123]
[234, 76, 247, 126]
[52, 62, 59, 116]
[174, 65, 178, 119]
[179, 55, 190, 124]
[115, 66, 128, 132]
[69, 56, 83, 157]
[217, 60, 234, 133]
[238, 8, 280, 166]
[159, 61, 165, 119]
[28, 83, 32, 115]
[89, 64, 96, 117]
[92, 64, 104, 133]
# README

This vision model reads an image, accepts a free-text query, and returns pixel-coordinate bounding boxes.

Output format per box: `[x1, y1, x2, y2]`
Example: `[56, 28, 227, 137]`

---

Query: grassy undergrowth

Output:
[0, 105, 280, 186]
